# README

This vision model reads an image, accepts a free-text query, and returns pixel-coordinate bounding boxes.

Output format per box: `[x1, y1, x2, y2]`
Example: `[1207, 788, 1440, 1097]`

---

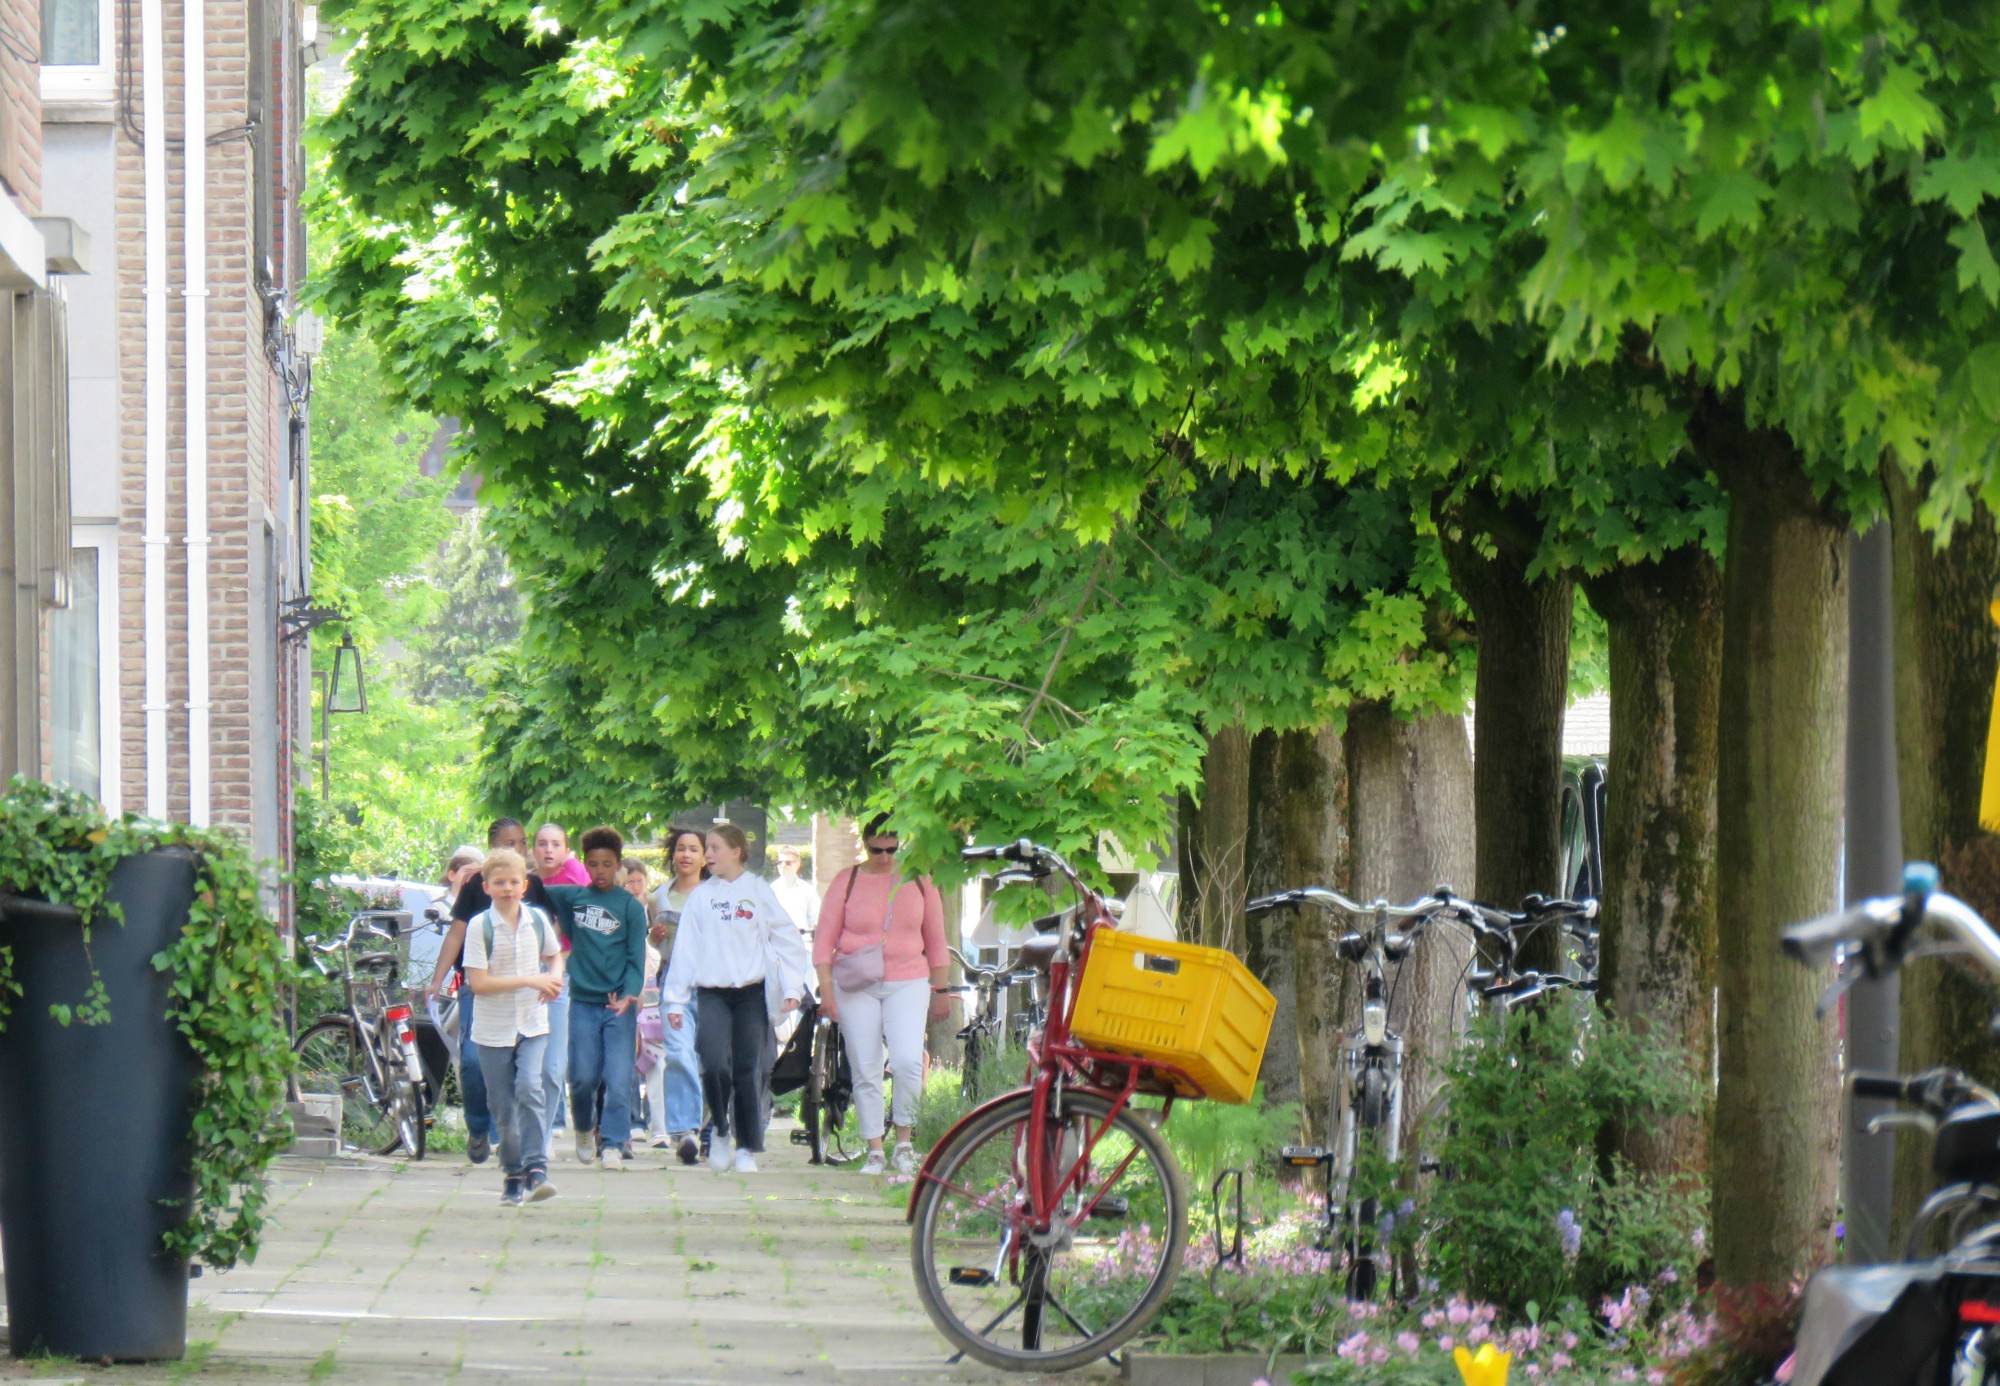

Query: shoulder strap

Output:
[481, 908, 547, 960]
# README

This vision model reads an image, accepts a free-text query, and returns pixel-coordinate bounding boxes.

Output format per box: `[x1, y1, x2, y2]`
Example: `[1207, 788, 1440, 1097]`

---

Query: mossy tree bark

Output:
[1583, 547, 1722, 1184]
[1439, 492, 1572, 972]
[1177, 722, 1252, 955]
[1346, 703, 1476, 1152]
[1886, 468, 2000, 1236]
[1245, 728, 1302, 1109]
[1707, 403, 1847, 1288]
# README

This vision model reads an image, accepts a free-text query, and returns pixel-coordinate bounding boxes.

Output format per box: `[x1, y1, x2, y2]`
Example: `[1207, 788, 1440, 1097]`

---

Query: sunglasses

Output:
[867, 844, 900, 856]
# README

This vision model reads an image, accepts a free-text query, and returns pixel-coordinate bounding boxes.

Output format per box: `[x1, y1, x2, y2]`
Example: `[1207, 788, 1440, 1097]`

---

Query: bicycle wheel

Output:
[395, 1078, 427, 1161]
[1346, 1063, 1389, 1301]
[816, 1020, 855, 1162]
[961, 1031, 984, 1104]
[802, 1021, 827, 1164]
[295, 1017, 400, 1154]
[911, 1089, 1187, 1372]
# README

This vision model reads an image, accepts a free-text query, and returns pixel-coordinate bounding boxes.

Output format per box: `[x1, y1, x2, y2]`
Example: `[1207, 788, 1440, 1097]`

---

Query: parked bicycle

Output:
[1783, 866, 2000, 1386]
[294, 909, 429, 1159]
[908, 839, 1274, 1372]
[949, 945, 1043, 1103]
[1249, 885, 1596, 1298]
[794, 1001, 858, 1165]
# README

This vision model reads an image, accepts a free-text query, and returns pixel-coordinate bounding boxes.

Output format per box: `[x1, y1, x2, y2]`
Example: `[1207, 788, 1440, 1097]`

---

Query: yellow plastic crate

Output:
[1068, 929, 1277, 1104]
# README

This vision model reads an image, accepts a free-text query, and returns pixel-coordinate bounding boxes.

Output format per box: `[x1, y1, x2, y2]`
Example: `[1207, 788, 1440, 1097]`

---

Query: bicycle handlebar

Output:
[1849, 1066, 2000, 1114]
[1783, 880, 2000, 980]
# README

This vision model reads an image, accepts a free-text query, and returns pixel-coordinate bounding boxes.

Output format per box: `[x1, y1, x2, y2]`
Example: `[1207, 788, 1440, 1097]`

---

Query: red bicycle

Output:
[907, 839, 1207, 1371]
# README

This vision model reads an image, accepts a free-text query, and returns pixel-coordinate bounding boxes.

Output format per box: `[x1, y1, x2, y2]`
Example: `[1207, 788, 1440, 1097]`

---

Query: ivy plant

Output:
[0, 778, 294, 1271]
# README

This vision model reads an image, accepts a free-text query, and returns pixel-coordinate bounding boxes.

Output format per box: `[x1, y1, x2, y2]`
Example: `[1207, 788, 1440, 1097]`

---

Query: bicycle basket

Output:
[1068, 928, 1276, 1104]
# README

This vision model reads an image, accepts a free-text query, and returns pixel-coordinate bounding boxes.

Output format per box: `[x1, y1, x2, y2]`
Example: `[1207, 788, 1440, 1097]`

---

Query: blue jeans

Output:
[543, 989, 570, 1134]
[569, 1000, 637, 1150]
[661, 1002, 702, 1133]
[456, 987, 496, 1141]
[475, 1034, 549, 1180]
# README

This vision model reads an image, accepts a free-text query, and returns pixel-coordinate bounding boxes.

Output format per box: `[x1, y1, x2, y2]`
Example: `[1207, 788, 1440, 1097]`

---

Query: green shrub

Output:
[1161, 1089, 1301, 1193]
[1422, 1005, 1707, 1314]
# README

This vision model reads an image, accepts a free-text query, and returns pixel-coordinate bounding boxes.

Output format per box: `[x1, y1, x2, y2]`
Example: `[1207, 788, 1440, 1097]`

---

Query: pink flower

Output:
[1336, 1331, 1371, 1361]
[1438, 1336, 1455, 1353]
[1447, 1301, 1472, 1326]
[1396, 1332, 1421, 1356]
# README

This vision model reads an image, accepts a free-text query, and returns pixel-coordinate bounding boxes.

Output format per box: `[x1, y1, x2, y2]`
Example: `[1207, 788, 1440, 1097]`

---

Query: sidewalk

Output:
[0, 1122, 1102, 1384]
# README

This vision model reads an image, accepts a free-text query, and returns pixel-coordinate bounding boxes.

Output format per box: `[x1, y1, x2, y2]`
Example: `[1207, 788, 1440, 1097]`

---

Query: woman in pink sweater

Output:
[813, 814, 950, 1175]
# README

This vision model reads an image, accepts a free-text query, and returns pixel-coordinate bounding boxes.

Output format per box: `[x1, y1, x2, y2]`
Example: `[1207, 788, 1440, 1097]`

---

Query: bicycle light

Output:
[385, 1004, 415, 1046]
[1364, 998, 1389, 1046]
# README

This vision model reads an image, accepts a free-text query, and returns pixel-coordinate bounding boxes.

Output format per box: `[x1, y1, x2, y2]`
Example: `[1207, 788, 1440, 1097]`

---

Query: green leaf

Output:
[1950, 221, 2000, 305]
[1858, 65, 1942, 150]
[1915, 153, 2000, 219]
[1693, 172, 1770, 239]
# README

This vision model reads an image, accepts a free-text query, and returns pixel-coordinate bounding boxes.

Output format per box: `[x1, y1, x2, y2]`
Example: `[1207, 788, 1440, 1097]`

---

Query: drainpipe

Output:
[140, 0, 166, 818]
[185, 0, 211, 827]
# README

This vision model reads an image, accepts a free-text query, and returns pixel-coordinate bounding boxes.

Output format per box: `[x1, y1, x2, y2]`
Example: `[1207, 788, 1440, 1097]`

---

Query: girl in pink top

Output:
[813, 814, 950, 1174]
[534, 823, 592, 888]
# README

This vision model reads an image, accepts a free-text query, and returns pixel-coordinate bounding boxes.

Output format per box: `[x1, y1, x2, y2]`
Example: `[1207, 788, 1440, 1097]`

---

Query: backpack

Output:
[481, 906, 550, 967]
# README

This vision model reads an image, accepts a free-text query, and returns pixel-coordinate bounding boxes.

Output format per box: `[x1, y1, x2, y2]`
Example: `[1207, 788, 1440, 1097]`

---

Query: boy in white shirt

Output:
[463, 848, 566, 1206]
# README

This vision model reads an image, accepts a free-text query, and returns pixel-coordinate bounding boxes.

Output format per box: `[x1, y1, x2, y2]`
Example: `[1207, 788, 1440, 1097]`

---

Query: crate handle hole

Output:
[1137, 954, 1181, 975]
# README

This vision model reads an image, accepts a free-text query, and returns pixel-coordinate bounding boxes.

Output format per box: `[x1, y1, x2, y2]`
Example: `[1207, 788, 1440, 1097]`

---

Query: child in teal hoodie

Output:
[543, 825, 649, 1169]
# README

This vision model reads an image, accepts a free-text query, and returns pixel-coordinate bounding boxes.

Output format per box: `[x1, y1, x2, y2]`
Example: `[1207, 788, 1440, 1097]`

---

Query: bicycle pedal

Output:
[789, 1129, 812, 1147]
[948, 1267, 996, 1287]
[1087, 1196, 1129, 1221]
[1280, 1145, 1331, 1168]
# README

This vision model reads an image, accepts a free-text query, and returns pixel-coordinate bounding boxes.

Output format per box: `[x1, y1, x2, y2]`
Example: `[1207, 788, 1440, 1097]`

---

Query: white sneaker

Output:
[574, 1130, 595, 1164]
[708, 1132, 734, 1172]
[599, 1147, 625, 1172]
[860, 1149, 887, 1176]
[892, 1142, 918, 1175]
[732, 1149, 758, 1174]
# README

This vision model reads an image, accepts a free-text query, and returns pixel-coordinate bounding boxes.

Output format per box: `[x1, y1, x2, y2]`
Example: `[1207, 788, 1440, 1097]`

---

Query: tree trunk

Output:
[1707, 406, 1847, 1288]
[1440, 501, 1573, 972]
[1583, 547, 1722, 1184]
[1244, 729, 1301, 1109]
[1346, 703, 1477, 1153]
[1887, 470, 2000, 1234]
[1178, 723, 1252, 955]
[1273, 726, 1347, 1144]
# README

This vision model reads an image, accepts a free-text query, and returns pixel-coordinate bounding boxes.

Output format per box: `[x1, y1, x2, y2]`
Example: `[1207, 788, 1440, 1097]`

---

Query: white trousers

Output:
[837, 977, 928, 1141]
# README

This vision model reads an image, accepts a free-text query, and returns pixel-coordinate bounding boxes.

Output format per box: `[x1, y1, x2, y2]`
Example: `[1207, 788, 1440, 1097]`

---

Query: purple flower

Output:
[1556, 1207, 1582, 1263]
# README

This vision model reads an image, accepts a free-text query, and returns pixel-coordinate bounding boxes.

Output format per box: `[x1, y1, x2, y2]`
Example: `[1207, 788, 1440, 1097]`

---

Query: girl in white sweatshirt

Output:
[662, 823, 812, 1172]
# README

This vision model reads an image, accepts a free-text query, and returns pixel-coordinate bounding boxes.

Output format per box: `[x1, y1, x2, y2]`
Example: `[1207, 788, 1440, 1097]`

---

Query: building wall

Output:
[0, 0, 41, 210]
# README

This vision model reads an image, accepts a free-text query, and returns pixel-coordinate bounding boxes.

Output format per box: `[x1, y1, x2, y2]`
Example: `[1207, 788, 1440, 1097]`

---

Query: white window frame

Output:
[39, 0, 114, 105]
[63, 525, 121, 814]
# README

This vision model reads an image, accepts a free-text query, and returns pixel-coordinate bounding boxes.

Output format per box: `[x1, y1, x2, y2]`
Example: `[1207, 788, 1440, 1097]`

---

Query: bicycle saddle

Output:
[1018, 934, 1063, 972]
[352, 951, 400, 972]
[1934, 1104, 2000, 1185]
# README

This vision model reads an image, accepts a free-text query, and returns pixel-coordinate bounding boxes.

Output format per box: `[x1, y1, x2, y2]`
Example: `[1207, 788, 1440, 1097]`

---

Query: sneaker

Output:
[500, 1178, 525, 1207]
[733, 1149, 758, 1174]
[651, 1134, 671, 1149]
[575, 1129, 596, 1164]
[892, 1142, 918, 1175]
[708, 1132, 735, 1172]
[467, 1131, 491, 1166]
[860, 1149, 887, 1176]
[526, 1172, 557, 1203]
[677, 1132, 700, 1166]
[600, 1147, 625, 1172]
[620, 1142, 636, 1160]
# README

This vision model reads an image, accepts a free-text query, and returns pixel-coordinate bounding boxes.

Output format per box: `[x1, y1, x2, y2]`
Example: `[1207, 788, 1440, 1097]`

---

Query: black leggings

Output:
[697, 983, 769, 1153]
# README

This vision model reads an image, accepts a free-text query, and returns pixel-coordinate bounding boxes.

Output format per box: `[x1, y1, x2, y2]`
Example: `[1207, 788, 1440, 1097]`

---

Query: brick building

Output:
[2, 0, 313, 876]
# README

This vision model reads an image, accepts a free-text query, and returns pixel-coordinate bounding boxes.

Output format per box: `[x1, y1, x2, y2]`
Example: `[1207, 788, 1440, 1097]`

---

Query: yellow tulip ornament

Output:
[1453, 1342, 1512, 1386]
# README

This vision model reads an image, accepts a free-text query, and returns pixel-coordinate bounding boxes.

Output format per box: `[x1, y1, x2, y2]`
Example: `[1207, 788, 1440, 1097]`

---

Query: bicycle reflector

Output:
[385, 1005, 415, 1046]
[1962, 1300, 2000, 1326]
[949, 1268, 996, 1286]
[1281, 1145, 1331, 1168]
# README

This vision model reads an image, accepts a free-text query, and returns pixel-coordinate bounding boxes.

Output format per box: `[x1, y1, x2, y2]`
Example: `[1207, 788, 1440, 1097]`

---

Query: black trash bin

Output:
[0, 849, 199, 1361]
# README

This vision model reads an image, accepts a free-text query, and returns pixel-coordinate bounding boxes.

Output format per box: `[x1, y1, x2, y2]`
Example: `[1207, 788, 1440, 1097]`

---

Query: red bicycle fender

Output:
[904, 1088, 1029, 1222]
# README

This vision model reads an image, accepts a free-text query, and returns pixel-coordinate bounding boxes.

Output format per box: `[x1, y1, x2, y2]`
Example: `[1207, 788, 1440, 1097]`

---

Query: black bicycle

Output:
[793, 1002, 857, 1165]
[294, 909, 429, 1158]
[948, 945, 1042, 1102]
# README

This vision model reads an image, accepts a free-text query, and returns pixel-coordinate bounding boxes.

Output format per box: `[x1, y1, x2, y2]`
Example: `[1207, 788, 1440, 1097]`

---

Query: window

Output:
[49, 531, 118, 811]
[40, 0, 112, 103]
